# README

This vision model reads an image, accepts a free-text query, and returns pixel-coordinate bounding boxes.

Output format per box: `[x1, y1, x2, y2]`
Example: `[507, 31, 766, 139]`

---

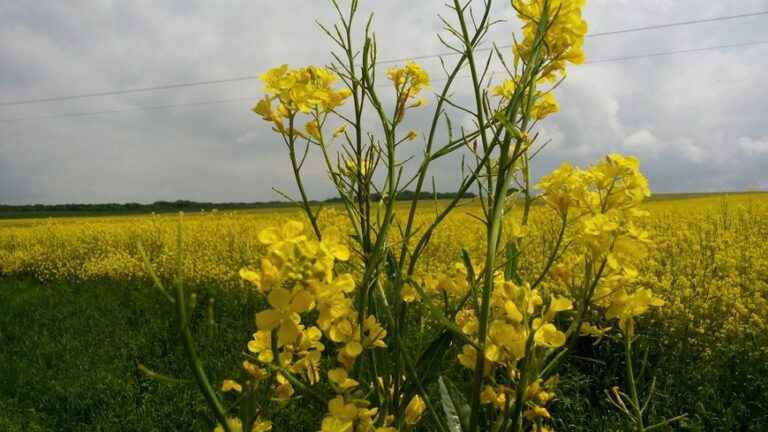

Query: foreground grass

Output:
[2, 276, 766, 431]
[0, 278, 318, 431]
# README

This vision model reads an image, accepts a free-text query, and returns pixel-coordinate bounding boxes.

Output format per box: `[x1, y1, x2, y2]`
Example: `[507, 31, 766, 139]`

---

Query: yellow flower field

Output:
[2, 193, 766, 346]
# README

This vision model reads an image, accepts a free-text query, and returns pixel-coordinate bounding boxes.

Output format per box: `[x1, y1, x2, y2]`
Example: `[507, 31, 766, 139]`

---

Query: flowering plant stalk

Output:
[140, 1, 683, 431]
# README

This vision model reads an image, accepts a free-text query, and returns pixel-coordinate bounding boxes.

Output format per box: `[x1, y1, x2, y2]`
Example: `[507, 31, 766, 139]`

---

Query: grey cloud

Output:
[1, 0, 767, 204]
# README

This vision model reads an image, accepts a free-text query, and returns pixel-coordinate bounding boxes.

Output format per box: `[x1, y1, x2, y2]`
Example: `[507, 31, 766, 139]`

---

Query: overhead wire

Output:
[1, 39, 766, 123]
[1, 10, 767, 107]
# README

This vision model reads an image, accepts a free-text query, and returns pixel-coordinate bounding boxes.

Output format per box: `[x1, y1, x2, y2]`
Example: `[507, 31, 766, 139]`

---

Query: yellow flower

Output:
[251, 96, 286, 132]
[387, 61, 430, 97]
[579, 322, 611, 339]
[605, 288, 665, 328]
[242, 360, 268, 380]
[252, 96, 274, 120]
[531, 92, 559, 120]
[401, 283, 419, 303]
[387, 61, 430, 121]
[457, 344, 477, 370]
[251, 419, 272, 432]
[247, 330, 274, 363]
[504, 301, 523, 323]
[535, 162, 583, 216]
[363, 315, 388, 349]
[315, 275, 355, 331]
[255, 286, 314, 345]
[404, 395, 426, 425]
[214, 417, 243, 432]
[274, 373, 295, 401]
[457, 344, 492, 375]
[305, 120, 322, 141]
[258, 220, 306, 245]
[320, 396, 358, 431]
[489, 320, 527, 361]
[524, 405, 551, 420]
[328, 368, 359, 391]
[543, 295, 573, 322]
[332, 125, 347, 139]
[319, 227, 351, 262]
[513, 0, 588, 81]
[492, 79, 516, 99]
[221, 379, 242, 393]
[239, 258, 280, 292]
[258, 65, 351, 116]
[481, 385, 507, 409]
[534, 323, 566, 348]
[239, 268, 261, 286]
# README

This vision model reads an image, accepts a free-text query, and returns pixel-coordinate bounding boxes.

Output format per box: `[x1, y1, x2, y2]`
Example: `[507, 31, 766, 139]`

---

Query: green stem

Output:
[287, 116, 322, 240]
[625, 328, 645, 431]
[173, 234, 230, 431]
[509, 339, 535, 432]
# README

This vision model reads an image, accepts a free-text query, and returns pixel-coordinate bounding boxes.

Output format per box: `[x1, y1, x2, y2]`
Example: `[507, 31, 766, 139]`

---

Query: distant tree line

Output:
[0, 191, 476, 217]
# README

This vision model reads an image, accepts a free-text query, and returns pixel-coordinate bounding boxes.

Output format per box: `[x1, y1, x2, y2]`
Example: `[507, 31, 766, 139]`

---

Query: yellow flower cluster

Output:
[530, 92, 559, 120]
[386, 61, 430, 121]
[213, 417, 272, 432]
[492, 79, 517, 100]
[319, 394, 396, 432]
[491, 81, 560, 120]
[233, 221, 401, 430]
[405, 261, 471, 303]
[455, 278, 572, 423]
[239, 221, 385, 384]
[513, 0, 588, 81]
[538, 154, 663, 332]
[318, 364, 424, 431]
[386, 61, 430, 101]
[252, 64, 351, 134]
[537, 154, 651, 217]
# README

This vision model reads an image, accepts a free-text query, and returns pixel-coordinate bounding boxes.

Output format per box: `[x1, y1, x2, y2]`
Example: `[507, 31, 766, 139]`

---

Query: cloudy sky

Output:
[1, 0, 767, 204]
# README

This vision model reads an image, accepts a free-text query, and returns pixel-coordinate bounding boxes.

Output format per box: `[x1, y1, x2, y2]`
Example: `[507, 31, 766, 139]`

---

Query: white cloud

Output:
[738, 136, 768, 154]
[678, 138, 707, 163]
[623, 129, 664, 156]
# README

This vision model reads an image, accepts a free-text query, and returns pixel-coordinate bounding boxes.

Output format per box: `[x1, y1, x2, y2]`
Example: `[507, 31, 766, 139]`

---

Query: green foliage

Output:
[0, 278, 317, 431]
[2, 277, 766, 431]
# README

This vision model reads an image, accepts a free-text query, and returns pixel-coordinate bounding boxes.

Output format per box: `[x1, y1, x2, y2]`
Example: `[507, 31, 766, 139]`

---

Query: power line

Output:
[0, 96, 257, 122]
[2, 38, 765, 123]
[1, 10, 767, 107]
[423, 40, 768, 84]
[582, 40, 768, 64]
[0, 77, 259, 107]
[377, 10, 768, 64]
[3, 40, 766, 122]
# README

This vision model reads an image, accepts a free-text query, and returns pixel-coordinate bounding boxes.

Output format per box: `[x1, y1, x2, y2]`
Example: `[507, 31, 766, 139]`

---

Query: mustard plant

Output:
[138, 1, 682, 431]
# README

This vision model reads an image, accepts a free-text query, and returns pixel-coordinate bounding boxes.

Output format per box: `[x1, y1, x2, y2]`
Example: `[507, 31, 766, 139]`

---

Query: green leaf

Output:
[438, 376, 465, 432]
[402, 330, 454, 403]
[505, 240, 522, 284]
[460, 248, 475, 283]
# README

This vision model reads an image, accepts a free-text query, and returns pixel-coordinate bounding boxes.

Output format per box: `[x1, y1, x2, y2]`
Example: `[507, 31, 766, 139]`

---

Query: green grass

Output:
[0, 278, 319, 431]
[2, 277, 766, 431]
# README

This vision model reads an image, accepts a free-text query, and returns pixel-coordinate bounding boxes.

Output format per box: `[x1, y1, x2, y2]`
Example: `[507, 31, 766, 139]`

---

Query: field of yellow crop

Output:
[1, 193, 767, 430]
[2, 193, 767, 340]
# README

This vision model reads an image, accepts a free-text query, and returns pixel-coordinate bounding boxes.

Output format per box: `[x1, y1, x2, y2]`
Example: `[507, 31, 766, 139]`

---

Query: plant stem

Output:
[625, 327, 645, 431]
[287, 116, 322, 240]
[173, 221, 230, 431]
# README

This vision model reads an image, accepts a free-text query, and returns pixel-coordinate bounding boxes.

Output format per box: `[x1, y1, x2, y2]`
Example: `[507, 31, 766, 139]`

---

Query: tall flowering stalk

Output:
[140, 1, 682, 431]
